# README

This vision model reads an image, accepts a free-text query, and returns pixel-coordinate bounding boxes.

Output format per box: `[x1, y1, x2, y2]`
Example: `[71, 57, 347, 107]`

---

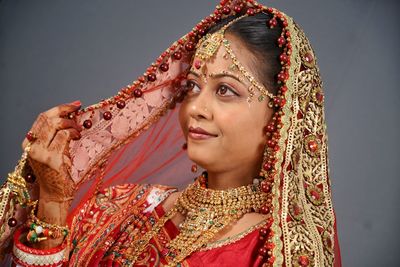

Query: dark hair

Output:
[208, 13, 283, 95]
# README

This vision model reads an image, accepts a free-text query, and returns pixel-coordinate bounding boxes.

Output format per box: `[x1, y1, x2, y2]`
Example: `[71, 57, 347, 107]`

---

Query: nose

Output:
[188, 89, 213, 121]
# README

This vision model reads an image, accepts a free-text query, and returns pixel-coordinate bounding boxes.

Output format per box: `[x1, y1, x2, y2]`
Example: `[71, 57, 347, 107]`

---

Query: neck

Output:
[206, 169, 257, 190]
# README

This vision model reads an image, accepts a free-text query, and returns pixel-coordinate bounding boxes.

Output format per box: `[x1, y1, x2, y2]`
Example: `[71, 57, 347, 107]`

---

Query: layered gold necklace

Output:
[127, 175, 268, 266]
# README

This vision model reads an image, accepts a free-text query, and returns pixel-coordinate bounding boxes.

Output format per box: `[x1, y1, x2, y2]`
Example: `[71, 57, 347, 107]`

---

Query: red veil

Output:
[2, 1, 341, 266]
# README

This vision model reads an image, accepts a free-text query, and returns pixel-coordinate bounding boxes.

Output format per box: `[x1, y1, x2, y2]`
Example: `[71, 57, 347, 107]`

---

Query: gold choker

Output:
[127, 177, 268, 266]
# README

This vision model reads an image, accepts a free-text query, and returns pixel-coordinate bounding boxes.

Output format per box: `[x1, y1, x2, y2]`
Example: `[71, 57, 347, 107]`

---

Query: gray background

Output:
[1, 0, 399, 266]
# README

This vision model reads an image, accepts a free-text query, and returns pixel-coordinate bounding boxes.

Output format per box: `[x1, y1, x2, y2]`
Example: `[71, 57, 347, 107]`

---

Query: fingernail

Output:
[71, 100, 81, 106]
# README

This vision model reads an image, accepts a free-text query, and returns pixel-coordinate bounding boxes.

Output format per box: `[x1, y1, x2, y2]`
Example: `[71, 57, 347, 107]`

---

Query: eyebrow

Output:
[188, 70, 245, 86]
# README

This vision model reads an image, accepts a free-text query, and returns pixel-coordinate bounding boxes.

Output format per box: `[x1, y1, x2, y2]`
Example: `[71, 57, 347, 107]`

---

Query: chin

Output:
[187, 143, 216, 169]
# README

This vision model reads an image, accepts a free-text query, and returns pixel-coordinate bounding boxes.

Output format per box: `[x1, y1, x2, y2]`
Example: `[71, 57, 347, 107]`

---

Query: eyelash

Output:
[186, 80, 239, 97]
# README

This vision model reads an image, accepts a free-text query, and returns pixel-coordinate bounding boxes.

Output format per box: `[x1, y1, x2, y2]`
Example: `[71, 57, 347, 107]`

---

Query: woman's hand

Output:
[21, 101, 82, 248]
[22, 101, 82, 201]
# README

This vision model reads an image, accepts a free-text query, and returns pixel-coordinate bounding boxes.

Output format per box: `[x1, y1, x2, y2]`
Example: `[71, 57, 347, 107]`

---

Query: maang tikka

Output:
[193, 14, 276, 103]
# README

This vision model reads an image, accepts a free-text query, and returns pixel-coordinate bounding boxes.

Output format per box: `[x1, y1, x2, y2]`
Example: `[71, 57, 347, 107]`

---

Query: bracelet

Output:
[26, 201, 69, 243]
[13, 227, 68, 267]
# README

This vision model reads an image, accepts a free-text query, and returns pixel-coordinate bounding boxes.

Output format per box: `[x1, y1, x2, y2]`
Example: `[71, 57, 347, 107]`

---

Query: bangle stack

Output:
[26, 201, 69, 243]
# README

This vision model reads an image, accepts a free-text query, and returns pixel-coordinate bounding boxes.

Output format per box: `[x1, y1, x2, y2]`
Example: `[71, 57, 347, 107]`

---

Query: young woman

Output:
[0, 1, 341, 266]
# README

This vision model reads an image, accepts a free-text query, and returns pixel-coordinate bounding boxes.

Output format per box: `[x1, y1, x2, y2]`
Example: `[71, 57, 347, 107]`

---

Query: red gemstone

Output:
[133, 88, 143, 98]
[298, 255, 310, 266]
[222, 6, 231, 15]
[267, 7, 273, 13]
[103, 111, 112, 120]
[116, 100, 126, 109]
[160, 63, 169, 72]
[308, 140, 318, 152]
[194, 60, 202, 69]
[173, 51, 182, 60]
[8, 217, 17, 227]
[147, 73, 157, 82]
[310, 189, 320, 200]
[316, 91, 324, 102]
[220, 0, 228, 6]
[26, 132, 36, 142]
[83, 120, 92, 129]
[304, 52, 314, 64]
[25, 173, 36, 183]
[280, 85, 288, 93]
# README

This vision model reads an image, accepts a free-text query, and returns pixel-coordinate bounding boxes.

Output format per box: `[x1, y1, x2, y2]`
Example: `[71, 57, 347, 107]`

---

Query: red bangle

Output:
[13, 227, 68, 267]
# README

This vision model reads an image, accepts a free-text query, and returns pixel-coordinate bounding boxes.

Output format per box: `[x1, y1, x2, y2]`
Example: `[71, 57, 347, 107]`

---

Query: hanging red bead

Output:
[133, 88, 143, 98]
[173, 51, 182, 60]
[147, 73, 157, 82]
[160, 63, 169, 72]
[116, 100, 126, 109]
[83, 120, 92, 129]
[185, 41, 195, 52]
[260, 205, 270, 214]
[25, 173, 36, 183]
[103, 111, 112, 120]
[8, 217, 17, 227]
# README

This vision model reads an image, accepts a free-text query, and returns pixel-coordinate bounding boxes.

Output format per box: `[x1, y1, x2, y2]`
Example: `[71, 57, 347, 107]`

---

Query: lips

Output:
[188, 126, 217, 140]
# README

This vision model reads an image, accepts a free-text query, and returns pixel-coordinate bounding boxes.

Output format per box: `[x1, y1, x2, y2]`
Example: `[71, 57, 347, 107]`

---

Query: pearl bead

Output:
[8, 217, 17, 227]
[133, 89, 143, 98]
[173, 51, 182, 60]
[83, 120, 92, 129]
[160, 63, 169, 72]
[103, 111, 112, 120]
[116, 100, 126, 109]
[25, 173, 36, 183]
[147, 73, 157, 82]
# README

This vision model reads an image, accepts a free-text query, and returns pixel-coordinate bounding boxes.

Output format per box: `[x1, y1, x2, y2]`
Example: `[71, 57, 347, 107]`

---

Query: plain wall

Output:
[1, 0, 399, 266]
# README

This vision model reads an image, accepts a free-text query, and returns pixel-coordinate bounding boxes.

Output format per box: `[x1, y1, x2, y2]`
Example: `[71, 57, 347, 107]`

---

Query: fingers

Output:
[45, 100, 81, 118]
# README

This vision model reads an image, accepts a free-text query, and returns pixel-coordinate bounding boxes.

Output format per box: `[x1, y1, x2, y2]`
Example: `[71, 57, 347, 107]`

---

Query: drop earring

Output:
[191, 164, 198, 173]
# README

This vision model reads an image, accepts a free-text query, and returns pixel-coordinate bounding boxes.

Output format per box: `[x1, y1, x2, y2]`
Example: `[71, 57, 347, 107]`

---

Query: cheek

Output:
[178, 101, 189, 137]
[219, 109, 265, 147]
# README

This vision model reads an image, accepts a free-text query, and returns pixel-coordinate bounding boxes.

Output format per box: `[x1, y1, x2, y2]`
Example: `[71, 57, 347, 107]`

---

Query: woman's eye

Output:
[216, 85, 238, 97]
[186, 80, 200, 93]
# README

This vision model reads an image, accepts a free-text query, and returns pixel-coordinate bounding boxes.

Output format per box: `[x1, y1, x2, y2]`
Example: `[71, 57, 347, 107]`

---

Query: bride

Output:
[0, 1, 341, 266]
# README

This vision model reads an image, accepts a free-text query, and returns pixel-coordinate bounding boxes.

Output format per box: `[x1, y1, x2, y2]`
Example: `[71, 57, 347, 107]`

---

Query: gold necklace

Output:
[126, 176, 268, 266]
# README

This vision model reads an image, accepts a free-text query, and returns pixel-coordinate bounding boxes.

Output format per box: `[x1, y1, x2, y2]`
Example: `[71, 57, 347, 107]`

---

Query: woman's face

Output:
[179, 34, 274, 175]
